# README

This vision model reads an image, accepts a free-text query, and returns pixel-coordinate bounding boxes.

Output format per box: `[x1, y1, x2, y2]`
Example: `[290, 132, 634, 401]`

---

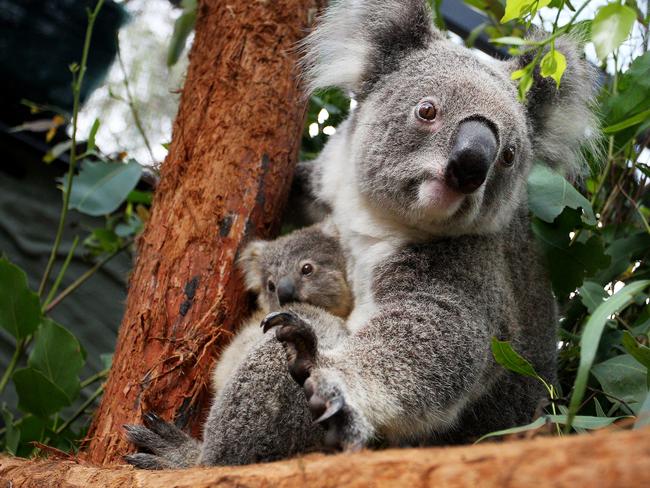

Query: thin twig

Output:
[43, 236, 79, 309]
[39, 0, 106, 297]
[44, 239, 132, 314]
[55, 384, 105, 435]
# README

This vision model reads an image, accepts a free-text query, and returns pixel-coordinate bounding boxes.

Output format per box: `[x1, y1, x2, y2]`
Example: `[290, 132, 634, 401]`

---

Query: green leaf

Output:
[1, 405, 20, 455]
[635, 393, 650, 430]
[0, 258, 42, 339]
[622, 331, 650, 369]
[13, 367, 70, 417]
[100, 353, 113, 370]
[591, 3, 636, 61]
[579, 281, 608, 313]
[15, 415, 47, 458]
[28, 319, 84, 401]
[87, 118, 101, 152]
[501, 0, 550, 23]
[532, 217, 610, 297]
[540, 49, 567, 88]
[603, 107, 650, 134]
[68, 159, 142, 217]
[592, 354, 649, 414]
[490, 36, 530, 46]
[167, 0, 197, 67]
[491, 338, 540, 379]
[527, 165, 596, 225]
[476, 414, 621, 442]
[567, 280, 650, 426]
[476, 416, 546, 442]
[126, 189, 153, 205]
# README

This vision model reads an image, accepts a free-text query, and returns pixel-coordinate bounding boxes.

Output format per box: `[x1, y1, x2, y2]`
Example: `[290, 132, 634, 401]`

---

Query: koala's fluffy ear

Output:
[301, 0, 440, 95]
[237, 240, 267, 293]
[509, 34, 601, 178]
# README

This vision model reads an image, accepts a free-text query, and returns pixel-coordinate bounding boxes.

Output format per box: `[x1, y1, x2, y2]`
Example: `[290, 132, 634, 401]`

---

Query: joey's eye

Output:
[267, 280, 276, 292]
[415, 101, 437, 122]
[301, 263, 314, 276]
[501, 146, 516, 167]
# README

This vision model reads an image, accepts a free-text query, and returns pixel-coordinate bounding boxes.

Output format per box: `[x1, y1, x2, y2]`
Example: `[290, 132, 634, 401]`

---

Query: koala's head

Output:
[302, 0, 599, 235]
[238, 225, 352, 317]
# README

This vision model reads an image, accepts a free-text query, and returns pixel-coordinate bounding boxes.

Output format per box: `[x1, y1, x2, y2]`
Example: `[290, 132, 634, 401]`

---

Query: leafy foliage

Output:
[480, 0, 650, 437]
[0, 0, 149, 457]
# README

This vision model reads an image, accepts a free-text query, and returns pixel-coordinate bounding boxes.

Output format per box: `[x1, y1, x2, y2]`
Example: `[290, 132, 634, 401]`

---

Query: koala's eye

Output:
[301, 263, 314, 276]
[267, 280, 276, 292]
[501, 146, 516, 167]
[415, 101, 437, 122]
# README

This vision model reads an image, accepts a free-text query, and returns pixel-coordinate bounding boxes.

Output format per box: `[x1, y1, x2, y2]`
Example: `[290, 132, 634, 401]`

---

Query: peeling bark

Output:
[84, 0, 316, 464]
[3, 428, 649, 487]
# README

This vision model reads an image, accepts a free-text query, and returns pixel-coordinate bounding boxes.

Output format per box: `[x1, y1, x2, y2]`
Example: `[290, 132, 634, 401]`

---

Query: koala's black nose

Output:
[277, 276, 297, 306]
[445, 119, 498, 194]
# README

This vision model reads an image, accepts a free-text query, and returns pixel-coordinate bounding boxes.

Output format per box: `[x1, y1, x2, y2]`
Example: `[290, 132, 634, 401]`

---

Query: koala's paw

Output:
[303, 372, 371, 452]
[261, 311, 318, 385]
[123, 412, 200, 469]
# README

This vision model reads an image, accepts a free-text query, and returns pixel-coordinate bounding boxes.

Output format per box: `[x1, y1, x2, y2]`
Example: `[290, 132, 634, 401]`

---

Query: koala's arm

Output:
[270, 238, 507, 448]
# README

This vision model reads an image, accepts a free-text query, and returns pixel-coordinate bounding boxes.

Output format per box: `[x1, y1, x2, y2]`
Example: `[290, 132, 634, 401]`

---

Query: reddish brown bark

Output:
[84, 0, 316, 464]
[4, 428, 649, 487]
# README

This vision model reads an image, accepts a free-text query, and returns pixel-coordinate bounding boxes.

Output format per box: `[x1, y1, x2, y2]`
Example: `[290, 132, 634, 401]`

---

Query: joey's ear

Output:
[237, 240, 267, 293]
[300, 0, 440, 96]
[508, 34, 601, 178]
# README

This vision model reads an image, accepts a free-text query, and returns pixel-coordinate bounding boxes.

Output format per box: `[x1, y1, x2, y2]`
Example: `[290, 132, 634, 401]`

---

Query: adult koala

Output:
[264, 0, 599, 449]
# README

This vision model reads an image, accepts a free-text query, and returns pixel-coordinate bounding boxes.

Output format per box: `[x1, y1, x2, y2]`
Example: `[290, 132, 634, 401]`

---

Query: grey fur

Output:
[268, 0, 596, 449]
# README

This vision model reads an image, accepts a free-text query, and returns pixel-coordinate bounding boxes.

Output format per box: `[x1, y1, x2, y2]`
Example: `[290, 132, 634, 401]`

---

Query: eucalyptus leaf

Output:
[491, 338, 540, 379]
[476, 414, 621, 442]
[28, 319, 84, 401]
[591, 4, 636, 61]
[566, 280, 650, 427]
[87, 118, 101, 152]
[167, 0, 197, 67]
[635, 393, 650, 430]
[68, 159, 142, 217]
[579, 281, 608, 313]
[1, 405, 19, 455]
[527, 165, 596, 225]
[622, 331, 650, 369]
[0, 258, 42, 340]
[13, 367, 71, 417]
[592, 354, 648, 414]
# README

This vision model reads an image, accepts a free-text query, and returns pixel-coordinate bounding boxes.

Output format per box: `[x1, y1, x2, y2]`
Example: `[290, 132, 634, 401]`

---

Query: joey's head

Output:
[238, 225, 352, 317]
[302, 0, 599, 236]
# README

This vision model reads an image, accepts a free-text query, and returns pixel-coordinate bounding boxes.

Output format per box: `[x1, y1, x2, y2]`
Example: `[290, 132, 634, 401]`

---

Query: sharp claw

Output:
[143, 411, 160, 428]
[313, 396, 344, 424]
[261, 311, 297, 333]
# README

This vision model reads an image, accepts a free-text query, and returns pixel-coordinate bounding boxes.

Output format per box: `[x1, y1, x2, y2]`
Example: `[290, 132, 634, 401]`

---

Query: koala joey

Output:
[212, 220, 352, 393]
[262, 0, 599, 451]
[125, 223, 352, 468]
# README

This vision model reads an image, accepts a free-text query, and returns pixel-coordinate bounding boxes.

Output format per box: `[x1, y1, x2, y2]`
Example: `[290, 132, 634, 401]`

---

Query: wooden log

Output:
[2, 428, 649, 487]
[84, 0, 316, 464]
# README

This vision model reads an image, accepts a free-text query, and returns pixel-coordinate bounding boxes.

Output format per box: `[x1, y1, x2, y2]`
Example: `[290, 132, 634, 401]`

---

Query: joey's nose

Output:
[277, 276, 297, 306]
[445, 120, 497, 194]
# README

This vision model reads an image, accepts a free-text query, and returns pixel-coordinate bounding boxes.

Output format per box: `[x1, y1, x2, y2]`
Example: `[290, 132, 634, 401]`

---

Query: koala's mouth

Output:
[414, 178, 465, 217]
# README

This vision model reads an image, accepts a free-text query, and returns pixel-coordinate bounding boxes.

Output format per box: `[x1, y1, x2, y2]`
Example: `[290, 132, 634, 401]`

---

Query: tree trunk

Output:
[84, 0, 316, 464]
[3, 428, 648, 487]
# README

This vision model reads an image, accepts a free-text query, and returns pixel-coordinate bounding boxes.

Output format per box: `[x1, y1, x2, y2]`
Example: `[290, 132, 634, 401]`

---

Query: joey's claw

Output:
[261, 311, 318, 385]
[260, 311, 301, 333]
